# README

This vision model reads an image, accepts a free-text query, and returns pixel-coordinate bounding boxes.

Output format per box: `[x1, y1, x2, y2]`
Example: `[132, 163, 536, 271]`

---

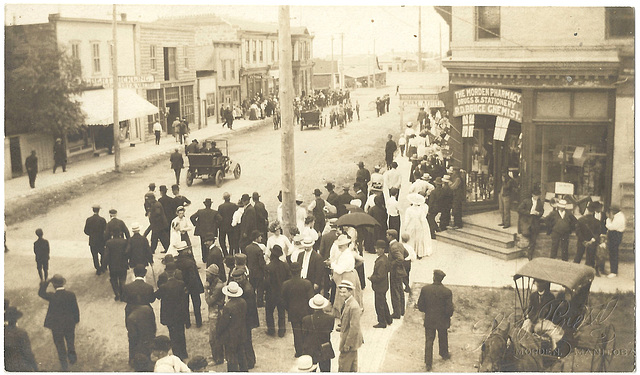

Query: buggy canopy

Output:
[514, 258, 595, 291]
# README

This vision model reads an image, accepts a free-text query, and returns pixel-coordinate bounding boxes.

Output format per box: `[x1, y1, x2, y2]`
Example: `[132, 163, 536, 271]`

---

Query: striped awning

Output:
[76, 88, 159, 126]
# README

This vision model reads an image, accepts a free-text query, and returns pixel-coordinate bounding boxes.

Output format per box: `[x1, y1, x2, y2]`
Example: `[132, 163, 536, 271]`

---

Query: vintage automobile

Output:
[185, 139, 241, 187]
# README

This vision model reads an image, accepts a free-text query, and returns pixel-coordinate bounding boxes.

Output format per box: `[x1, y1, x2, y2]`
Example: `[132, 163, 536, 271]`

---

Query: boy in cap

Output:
[151, 335, 190, 372]
[417, 269, 453, 371]
[38, 274, 80, 371]
[33, 228, 50, 281]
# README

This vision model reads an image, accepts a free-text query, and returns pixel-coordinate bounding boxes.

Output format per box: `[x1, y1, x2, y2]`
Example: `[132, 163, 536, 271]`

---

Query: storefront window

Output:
[535, 124, 607, 198]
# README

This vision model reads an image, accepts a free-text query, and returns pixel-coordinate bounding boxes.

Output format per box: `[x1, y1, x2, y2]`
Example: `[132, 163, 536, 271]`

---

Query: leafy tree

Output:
[5, 25, 86, 137]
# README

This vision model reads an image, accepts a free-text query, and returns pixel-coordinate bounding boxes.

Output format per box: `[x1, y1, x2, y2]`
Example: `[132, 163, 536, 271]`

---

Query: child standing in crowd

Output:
[401, 232, 417, 293]
[34, 228, 50, 281]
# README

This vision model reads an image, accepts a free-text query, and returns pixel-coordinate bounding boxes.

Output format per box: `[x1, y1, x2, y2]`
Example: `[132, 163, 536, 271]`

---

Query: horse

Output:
[478, 319, 547, 372]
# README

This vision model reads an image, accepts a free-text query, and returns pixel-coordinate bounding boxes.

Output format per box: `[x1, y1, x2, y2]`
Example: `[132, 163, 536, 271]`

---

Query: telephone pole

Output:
[278, 6, 296, 237]
[331, 35, 335, 89]
[418, 6, 422, 72]
[340, 33, 344, 89]
[112, 4, 120, 172]
[439, 22, 443, 73]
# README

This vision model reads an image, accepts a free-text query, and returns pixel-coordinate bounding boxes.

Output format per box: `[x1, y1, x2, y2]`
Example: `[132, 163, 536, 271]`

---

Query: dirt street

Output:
[5, 86, 416, 372]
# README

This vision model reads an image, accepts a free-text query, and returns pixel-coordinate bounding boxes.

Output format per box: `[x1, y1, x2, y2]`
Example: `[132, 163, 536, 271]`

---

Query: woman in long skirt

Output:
[402, 193, 433, 258]
[329, 234, 363, 319]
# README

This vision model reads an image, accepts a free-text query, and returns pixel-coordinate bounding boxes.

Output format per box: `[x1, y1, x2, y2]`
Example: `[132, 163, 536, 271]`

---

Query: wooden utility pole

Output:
[112, 5, 121, 172]
[340, 33, 344, 89]
[331, 35, 335, 89]
[278, 6, 296, 237]
[439, 22, 443, 73]
[418, 6, 422, 72]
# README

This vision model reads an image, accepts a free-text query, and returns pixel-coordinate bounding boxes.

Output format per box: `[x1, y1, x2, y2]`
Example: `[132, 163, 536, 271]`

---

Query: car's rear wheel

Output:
[215, 170, 224, 187]
[186, 170, 194, 186]
[234, 164, 242, 179]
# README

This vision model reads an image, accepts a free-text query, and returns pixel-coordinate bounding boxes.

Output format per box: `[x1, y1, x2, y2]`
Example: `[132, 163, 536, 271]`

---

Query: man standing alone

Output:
[25, 150, 38, 188]
[417, 269, 453, 371]
[170, 148, 184, 186]
[84, 204, 107, 275]
[53, 138, 66, 173]
[153, 120, 163, 145]
[385, 134, 397, 169]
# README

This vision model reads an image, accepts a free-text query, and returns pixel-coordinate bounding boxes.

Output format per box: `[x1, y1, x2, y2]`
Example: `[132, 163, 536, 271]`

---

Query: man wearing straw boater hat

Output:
[38, 274, 79, 371]
[217, 281, 248, 372]
[301, 294, 335, 372]
[337, 280, 363, 372]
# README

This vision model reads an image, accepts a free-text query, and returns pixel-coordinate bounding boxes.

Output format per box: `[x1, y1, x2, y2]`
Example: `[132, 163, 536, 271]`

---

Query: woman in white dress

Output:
[168, 206, 194, 255]
[265, 221, 291, 263]
[402, 193, 433, 258]
[329, 233, 363, 319]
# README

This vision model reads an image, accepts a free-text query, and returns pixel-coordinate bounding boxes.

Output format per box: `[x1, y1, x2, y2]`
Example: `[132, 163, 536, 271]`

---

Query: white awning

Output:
[76, 88, 159, 126]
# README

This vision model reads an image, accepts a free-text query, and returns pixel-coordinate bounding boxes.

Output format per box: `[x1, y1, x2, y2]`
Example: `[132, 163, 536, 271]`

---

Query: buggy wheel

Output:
[214, 170, 224, 187]
[186, 170, 194, 187]
[591, 324, 616, 371]
[233, 164, 241, 179]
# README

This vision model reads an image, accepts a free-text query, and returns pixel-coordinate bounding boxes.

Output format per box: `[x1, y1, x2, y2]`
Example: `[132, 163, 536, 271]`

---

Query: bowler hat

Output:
[589, 201, 603, 212]
[251, 230, 262, 241]
[270, 245, 283, 258]
[357, 161, 364, 167]
[161, 254, 175, 265]
[203, 198, 213, 205]
[252, 192, 260, 199]
[109, 209, 117, 214]
[133, 264, 147, 276]
[375, 239, 387, 249]
[325, 182, 335, 190]
[50, 274, 66, 287]
[309, 294, 330, 310]
[338, 280, 355, 290]
[159, 185, 168, 192]
[165, 262, 177, 271]
[434, 177, 443, 185]
[434, 269, 446, 280]
[241, 193, 251, 202]
[313, 188, 322, 196]
[148, 183, 156, 189]
[222, 281, 243, 298]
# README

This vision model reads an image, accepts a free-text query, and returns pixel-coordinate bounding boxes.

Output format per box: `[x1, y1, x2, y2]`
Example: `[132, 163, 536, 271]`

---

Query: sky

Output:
[4, 3, 450, 59]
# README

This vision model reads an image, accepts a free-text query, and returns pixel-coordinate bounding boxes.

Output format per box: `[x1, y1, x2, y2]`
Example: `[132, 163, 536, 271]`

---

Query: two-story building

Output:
[436, 7, 634, 215]
[138, 23, 199, 134]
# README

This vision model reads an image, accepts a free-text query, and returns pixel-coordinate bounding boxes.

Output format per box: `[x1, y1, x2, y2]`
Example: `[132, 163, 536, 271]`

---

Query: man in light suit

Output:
[337, 280, 363, 372]
[517, 186, 544, 260]
[417, 269, 453, 371]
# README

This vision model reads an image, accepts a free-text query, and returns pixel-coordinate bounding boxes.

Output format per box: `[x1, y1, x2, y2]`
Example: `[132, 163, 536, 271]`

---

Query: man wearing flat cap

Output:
[190, 198, 222, 263]
[38, 274, 80, 371]
[105, 208, 130, 241]
[84, 204, 107, 275]
[417, 269, 453, 371]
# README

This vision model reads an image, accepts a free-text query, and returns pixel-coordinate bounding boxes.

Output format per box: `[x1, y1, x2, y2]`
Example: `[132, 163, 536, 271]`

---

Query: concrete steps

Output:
[619, 182, 635, 260]
[436, 222, 525, 260]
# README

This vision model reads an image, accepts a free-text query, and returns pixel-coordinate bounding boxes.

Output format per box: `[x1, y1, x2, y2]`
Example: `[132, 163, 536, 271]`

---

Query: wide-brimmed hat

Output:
[5, 306, 23, 322]
[325, 182, 335, 190]
[335, 234, 351, 246]
[296, 194, 304, 203]
[309, 294, 330, 310]
[421, 173, 431, 181]
[161, 254, 175, 265]
[301, 238, 315, 248]
[222, 281, 243, 297]
[131, 222, 141, 232]
[50, 274, 66, 287]
[203, 198, 213, 205]
[407, 193, 425, 205]
[338, 280, 355, 290]
[556, 199, 567, 209]
[349, 199, 362, 208]
[313, 188, 322, 196]
[175, 241, 190, 252]
[294, 355, 318, 372]
[206, 264, 219, 277]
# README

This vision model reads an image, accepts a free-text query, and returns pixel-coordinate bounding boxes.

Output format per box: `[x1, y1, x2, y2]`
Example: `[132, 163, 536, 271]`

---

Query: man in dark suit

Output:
[386, 229, 408, 319]
[282, 262, 315, 358]
[84, 204, 107, 275]
[158, 185, 177, 234]
[301, 294, 335, 372]
[155, 263, 189, 361]
[336, 185, 354, 217]
[417, 269, 453, 371]
[356, 161, 371, 197]
[517, 187, 545, 260]
[217, 282, 248, 372]
[545, 199, 577, 261]
[170, 148, 184, 185]
[38, 274, 80, 371]
[318, 219, 338, 300]
[440, 176, 454, 230]
[126, 223, 153, 268]
[297, 238, 325, 294]
[368, 240, 392, 328]
[353, 182, 367, 210]
[498, 172, 517, 229]
[427, 178, 443, 238]
[25, 149, 38, 188]
[574, 201, 602, 267]
[175, 243, 205, 328]
[104, 231, 129, 301]
[105, 209, 130, 240]
[385, 134, 397, 169]
[239, 194, 257, 251]
[265, 245, 291, 337]
[252, 192, 269, 244]
[126, 304, 156, 368]
[244, 230, 267, 307]
[122, 264, 156, 318]
[230, 269, 259, 369]
[4, 306, 38, 371]
[190, 198, 222, 262]
[218, 192, 239, 256]
[325, 182, 339, 216]
[205, 233, 227, 283]
[144, 194, 170, 254]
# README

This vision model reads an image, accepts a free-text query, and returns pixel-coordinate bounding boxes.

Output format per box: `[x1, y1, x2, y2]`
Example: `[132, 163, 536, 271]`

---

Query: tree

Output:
[5, 25, 86, 137]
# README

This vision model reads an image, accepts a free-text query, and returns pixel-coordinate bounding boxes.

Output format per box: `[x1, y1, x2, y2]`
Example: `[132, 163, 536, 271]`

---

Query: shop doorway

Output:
[9, 136, 23, 177]
[166, 102, 180, 135]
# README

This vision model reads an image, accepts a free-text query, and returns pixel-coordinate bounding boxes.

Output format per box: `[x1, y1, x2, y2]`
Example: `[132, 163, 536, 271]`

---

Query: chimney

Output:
[120, 13, 127, 22]
[48, 13, 61, 22]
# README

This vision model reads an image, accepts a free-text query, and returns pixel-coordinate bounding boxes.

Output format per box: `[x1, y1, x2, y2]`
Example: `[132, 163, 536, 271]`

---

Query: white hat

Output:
[406, 122, 413, 127]
[407, 193, 425, 206]
[442, 175, 451, 182]
[338, 280, 355, 290]
[308, 294, 330, 310]
[421, 173, 431, 181]
[296, 194, 304, 203]
[175, 241, 190, 251]
[222, 281, 243, 298]
[131, 222, 141, 232]
[301, 238, 315, 248]
[556, 199, 567, 209]
[293, 355, 318, 372]
[335, 234, 351, 246]
[349, 199, 362, 207]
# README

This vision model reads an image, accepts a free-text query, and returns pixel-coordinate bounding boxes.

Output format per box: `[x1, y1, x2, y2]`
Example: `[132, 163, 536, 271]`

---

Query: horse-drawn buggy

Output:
[479, 258, 616, 372]
[185, 139, 241, 187]
[300, 109, 323, 131]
